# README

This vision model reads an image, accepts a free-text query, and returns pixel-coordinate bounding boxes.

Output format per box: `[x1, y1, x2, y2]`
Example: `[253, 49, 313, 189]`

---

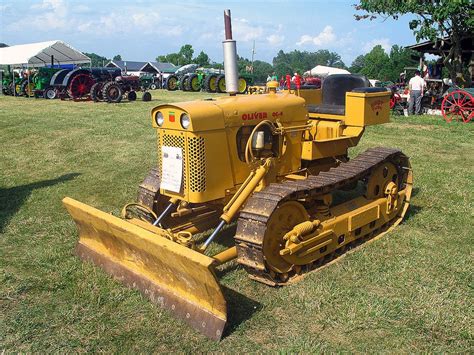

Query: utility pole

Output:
[251, 40, 255, 74]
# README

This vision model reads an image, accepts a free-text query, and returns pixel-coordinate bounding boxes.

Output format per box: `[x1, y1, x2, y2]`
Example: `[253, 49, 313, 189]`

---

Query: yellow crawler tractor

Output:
[63, 10, 412, 340]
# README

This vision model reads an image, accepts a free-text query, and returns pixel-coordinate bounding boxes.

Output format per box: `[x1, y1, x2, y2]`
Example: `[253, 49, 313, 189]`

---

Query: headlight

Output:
[155, 111, 164, 126]
[180, 113, 190, 129]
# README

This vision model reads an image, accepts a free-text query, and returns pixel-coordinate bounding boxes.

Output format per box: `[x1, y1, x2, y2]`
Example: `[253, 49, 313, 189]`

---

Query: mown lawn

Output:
[0, 92, 472, 352]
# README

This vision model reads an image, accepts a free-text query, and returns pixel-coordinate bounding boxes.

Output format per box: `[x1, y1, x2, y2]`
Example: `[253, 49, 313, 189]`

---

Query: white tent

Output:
[305, 65, 350, 77]
[0, 40, 90, 67]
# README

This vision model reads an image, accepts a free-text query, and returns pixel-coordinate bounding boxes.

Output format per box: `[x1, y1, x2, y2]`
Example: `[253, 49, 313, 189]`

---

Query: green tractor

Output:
[213, 72, 253, 94]
[166, 68, 252, 94]
[140, 74, 161, 90]
[28, 67, 63, 98]
[1, 71, 15, 95]
[12, 75, 26, 96]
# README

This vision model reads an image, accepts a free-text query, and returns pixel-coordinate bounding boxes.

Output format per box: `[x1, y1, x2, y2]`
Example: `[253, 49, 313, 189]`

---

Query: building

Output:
[106, 60, 177, 77]
[406, 37, 473, 82]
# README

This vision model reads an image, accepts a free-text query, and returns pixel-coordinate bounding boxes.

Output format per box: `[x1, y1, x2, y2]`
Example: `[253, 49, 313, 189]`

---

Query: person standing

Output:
[408, 70, 426, 115]
[285, 74, 291, 89]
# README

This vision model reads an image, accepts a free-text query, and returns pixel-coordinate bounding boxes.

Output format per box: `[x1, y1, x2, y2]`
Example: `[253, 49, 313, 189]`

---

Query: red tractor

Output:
[100, 75, 152, 103]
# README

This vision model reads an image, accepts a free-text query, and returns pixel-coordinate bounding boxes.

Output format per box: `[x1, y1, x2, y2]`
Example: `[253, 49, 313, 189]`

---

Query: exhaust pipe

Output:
[223, 9, 238, 95]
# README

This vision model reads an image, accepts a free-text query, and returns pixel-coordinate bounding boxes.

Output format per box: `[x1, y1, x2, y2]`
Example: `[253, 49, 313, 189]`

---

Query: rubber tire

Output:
[2, 87, 10, 95]
[142, 91, 152, 102]
[102, 81, 123, 103]
[166, 75, 178, 91]
[180, 75, 189, 91]
[150, 83, 157, 90]
[216, 74, 226, 93]
[203, 74, 217, 93]
[185, 74, 200, 92]
[21, 80, 34, 97]
[127, 91, 137, 101]
[90, 82, 104, 102]
[9, 83, 16, 96]
[16, 80, 26, 96]
[238, 77, 248, 94]
[43, 87, 57, 99]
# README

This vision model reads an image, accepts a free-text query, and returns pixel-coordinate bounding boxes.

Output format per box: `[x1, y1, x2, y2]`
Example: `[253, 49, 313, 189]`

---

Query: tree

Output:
[236, 56, 273, 83]
[194, 51, 210, 67]
[355, 0, 474, 85]
[387, 45, 418, 80]
[83, 52, 109, 67]
[350, 55, 366, 74]
[179, 44, 194, 64]
[157, 45, 199, 66]
[253, 60, 274, 83]
[359, 45, 391, 80]
[272, 49, 346, 78]
[113, 54, 122, 61]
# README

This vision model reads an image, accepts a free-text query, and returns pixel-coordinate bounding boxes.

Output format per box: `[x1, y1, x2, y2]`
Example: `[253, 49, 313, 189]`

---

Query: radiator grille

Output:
[156, 131, 161, 176]
[161, 134, 186, 191]
[188, 137, 206, 192]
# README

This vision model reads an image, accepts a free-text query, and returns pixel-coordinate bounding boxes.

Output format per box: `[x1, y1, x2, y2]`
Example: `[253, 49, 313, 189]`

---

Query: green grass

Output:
[1, 92, 473, 352]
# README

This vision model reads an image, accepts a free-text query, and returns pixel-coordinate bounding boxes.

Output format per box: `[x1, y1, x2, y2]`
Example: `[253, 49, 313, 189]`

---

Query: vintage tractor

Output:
[63, 10, 412, 340]
[10, 75, 27, 96]
[45, 68, 72, 99]
[101, 75, 152, 103]
[20, 75, 37, 97]
[164, 64, 198, 91]
[166, 67, 251, 94]
[87, 68, 122, 101]
[1, 71, 16, 95]
[139, 74, 160, 90]
[25, 67, 63, 98]
[59, 68, 96, 100]
[214, 73, 251, 94]
[48, 67, 120, 100]
[185, 72, 251, 93]
[441, 87, 474, 123]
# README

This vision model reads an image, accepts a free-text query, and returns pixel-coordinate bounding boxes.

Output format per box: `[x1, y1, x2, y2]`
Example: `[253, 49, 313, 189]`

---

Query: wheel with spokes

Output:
[441, 90, 474, 123]
[216, 74, 226, 93]
[68, 73, 95, 99]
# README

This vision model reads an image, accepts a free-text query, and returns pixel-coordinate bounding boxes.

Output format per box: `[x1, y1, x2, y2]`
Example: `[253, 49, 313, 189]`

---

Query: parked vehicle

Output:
[101, 75, 152, 103]
[441, 87, 474, 123]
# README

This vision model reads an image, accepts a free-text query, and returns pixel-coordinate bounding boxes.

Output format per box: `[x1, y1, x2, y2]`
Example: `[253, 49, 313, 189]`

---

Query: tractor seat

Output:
[307, 74, 371, 116]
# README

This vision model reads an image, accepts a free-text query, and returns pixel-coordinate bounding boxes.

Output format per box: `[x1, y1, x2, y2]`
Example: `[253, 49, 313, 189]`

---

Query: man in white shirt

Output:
[408, 70, 426, 115]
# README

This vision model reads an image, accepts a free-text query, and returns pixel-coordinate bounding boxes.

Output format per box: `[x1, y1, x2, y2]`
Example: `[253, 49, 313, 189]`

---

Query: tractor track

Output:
[234, 146, 411, 286]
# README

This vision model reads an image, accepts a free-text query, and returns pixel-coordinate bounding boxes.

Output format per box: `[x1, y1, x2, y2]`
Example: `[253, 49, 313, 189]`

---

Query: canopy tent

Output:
[305, 65, 350, 77]
[0, 40, 90, 67]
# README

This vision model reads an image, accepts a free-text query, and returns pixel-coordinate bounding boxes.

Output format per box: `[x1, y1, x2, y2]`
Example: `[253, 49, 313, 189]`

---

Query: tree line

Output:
[151, 44, 419, 83]
[84, 44, 418, 84]
[85, 1, 472, 86]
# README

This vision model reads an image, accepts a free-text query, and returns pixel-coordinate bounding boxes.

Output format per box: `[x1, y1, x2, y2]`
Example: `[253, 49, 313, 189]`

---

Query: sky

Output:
[0, 0, 420, 66]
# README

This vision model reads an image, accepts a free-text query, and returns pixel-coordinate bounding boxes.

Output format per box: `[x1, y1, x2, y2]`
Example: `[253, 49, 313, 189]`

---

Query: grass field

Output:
[1, 91, 473, 352]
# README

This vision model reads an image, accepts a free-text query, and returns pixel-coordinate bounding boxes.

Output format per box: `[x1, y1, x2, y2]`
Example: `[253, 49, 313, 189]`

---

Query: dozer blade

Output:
[62, 197, 226, 340]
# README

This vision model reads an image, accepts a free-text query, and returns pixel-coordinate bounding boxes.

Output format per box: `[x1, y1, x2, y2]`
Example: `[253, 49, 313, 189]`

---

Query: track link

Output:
[234, 147, 411, 285]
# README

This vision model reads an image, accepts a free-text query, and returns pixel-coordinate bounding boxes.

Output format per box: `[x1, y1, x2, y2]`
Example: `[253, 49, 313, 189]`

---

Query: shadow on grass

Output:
[403, 187, 422, 222]
[404, 204, 422, 222]
[411, 187, 420, 198]
[222, 286, 261, 338]
[0, 173, 80, 232]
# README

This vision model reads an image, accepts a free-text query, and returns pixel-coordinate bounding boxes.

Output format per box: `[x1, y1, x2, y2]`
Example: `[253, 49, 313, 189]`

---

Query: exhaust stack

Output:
[223, 9, 238, 95]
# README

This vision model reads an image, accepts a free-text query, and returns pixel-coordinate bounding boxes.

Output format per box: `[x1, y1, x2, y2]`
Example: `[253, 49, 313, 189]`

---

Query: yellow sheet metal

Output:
[62, 197, 226, 340]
